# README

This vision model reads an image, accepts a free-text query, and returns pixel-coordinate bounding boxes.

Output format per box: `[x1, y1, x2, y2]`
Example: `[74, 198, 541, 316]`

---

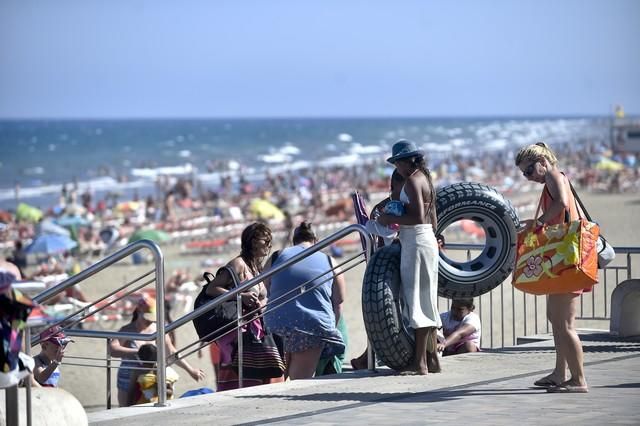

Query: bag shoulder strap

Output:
[202, 265, 240, 290]
[567, 180, 592, 222]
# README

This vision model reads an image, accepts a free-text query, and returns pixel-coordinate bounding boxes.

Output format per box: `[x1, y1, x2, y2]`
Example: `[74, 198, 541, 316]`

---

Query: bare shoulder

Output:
[405, 173, 423, 193]
[545, 169, 567, 195]
[227, 256, 246, 273]
[416, 172, 433, 198]
[118, 322, 135, 333]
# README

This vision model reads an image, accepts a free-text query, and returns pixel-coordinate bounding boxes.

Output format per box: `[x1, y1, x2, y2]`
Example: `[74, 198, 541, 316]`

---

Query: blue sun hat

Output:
[386, 140, 423, 164]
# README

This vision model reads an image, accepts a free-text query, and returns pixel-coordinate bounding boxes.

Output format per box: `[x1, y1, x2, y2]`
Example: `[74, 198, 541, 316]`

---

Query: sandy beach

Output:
[2, 1, 638, 420]
[34, 190, 640, 411]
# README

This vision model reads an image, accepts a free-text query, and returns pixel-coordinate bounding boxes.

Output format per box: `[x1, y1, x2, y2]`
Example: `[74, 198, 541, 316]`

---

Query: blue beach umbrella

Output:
[39, 219, 71, 237]
[25, 234, 77, 255]
[55, 215, 90, 228]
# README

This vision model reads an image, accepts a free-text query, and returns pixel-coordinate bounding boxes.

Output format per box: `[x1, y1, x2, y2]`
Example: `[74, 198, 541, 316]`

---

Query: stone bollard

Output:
[610, 279, 640, 338]
[0, 386, 88, 426]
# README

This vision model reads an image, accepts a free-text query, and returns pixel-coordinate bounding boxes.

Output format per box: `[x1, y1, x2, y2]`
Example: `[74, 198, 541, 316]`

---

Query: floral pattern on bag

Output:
[524, 256, 543, 278]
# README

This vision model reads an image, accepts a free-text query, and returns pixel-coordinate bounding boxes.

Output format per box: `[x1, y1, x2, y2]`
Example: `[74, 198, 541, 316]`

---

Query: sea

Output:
[0, 117, 611, 210]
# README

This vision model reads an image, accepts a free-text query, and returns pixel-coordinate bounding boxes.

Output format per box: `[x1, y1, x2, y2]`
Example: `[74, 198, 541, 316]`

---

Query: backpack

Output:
[192, 267, 239, 343]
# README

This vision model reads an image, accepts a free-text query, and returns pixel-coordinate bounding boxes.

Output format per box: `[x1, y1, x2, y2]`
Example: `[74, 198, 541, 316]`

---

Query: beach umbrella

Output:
[55, 215, 90, 228]
[64, 204, 86, 216]
[595, 158, 624, 172]
[115, 201, 142, 213]
[15, 203, 43, 223]
[0, 209, 12, 223]
[128, 229, 170, 244]
[39, 219, 71, 237]
[25, 234, 77, 255]
[249, 199, 285, 220]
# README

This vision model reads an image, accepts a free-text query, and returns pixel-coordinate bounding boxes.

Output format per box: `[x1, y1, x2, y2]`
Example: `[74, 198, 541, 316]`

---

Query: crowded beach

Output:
[1, 133, 639, 408]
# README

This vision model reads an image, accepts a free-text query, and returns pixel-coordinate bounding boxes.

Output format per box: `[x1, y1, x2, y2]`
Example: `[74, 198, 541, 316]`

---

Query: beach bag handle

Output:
[567, 181, 593, 222]
[567, 181, 615, 268]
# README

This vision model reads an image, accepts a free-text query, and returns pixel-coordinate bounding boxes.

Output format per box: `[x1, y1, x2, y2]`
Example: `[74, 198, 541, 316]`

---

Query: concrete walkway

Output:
[89, 331, 640, 425]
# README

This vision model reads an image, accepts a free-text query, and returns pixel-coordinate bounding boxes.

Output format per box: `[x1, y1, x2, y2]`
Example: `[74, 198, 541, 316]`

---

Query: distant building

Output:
[611, 106, 640, 153]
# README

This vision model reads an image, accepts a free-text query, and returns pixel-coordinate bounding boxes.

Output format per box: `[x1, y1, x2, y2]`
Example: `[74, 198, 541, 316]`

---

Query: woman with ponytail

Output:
[264, 222, 346, 380]
[516, 142, 589, 393]
[378, 140, 441, 375]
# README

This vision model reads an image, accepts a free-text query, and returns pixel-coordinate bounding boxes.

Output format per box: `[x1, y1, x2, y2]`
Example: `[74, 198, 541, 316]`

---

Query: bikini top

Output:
[400, 184, 434, 220]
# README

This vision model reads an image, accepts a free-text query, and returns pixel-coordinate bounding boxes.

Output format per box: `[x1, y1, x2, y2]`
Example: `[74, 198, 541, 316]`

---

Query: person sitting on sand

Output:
[437, 298, 481, 356]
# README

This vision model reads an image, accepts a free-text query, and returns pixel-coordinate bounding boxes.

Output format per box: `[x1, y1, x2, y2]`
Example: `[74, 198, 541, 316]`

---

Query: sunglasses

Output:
[522, 162, 537, 177]
[254, 238, 272, 248]
[47, 337, 72, 347]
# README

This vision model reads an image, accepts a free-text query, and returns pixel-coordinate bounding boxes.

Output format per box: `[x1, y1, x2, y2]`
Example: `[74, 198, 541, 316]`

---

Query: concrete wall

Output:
[610, 279, 640, 337]
[0, 387, 87, 426]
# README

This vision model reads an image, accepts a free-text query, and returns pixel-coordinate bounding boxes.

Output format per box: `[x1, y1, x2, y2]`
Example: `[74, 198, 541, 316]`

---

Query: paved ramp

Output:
[89, 331, 640, 425]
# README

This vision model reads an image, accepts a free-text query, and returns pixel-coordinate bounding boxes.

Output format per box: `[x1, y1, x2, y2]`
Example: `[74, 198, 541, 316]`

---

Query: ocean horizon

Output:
[0, 116, 611, 210]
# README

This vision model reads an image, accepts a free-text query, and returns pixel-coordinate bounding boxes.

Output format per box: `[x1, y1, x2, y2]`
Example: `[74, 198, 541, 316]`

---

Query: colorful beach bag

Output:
[513, 198, 599, 295]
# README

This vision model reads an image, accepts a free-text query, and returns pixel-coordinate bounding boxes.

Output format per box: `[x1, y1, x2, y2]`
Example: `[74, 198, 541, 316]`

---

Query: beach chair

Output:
[351, 191, 383, 250]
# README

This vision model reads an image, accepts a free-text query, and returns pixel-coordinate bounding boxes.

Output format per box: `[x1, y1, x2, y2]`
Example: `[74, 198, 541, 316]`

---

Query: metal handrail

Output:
[445, 244, 640, 255]
[170, 242, 371, 383]
[170, 224, 373, 333]
[25, 224, 373, 411]
[445, 243, 638, 277]
[28, 239, 168, 407]
[441, 243, 638, 348]
[33, 239, 162, 305]
[169, 224, 373, 385]
[59, 225, 371, 343]
[27, 220, 632, 413]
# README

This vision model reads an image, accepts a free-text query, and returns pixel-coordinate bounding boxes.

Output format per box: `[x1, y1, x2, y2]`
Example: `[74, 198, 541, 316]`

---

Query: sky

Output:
[1, 0, 639, 119]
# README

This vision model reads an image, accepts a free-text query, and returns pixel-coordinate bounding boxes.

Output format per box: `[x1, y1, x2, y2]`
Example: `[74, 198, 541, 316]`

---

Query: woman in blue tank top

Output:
[264, 222, 346, 380]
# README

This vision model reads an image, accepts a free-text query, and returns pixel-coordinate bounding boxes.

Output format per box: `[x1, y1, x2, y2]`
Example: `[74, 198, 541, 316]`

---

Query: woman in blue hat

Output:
[378, 140, 441, 375]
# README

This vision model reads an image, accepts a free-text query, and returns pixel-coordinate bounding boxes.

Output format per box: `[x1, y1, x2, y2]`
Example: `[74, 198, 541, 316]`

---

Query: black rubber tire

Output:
[361, 183, 519, 370]
[435, 182, 520, 298]
[361, 243, 414, 371]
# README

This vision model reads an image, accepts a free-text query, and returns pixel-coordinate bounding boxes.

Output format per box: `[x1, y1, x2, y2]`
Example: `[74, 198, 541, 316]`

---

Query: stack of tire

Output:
[362, 182, 519, 371]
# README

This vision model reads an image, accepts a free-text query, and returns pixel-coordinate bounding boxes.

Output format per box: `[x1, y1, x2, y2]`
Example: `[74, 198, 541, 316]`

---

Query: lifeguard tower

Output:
[611, 105, 640, 153]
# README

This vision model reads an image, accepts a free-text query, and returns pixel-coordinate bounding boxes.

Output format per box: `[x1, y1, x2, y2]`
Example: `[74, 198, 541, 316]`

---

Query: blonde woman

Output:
[516, 141, 589, 393]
